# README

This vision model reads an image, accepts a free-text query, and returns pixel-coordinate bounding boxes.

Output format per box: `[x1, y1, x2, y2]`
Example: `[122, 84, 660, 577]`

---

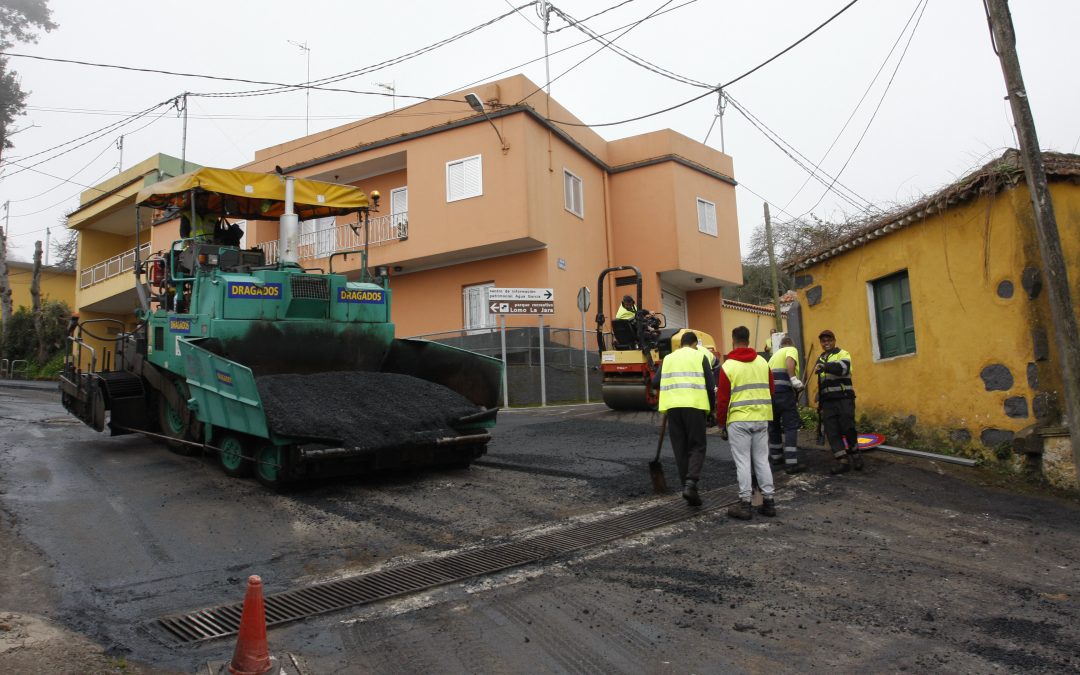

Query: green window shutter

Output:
[874, 271, 916, 357]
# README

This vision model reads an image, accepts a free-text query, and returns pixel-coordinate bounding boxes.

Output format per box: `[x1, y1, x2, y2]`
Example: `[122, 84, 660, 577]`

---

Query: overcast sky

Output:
[1, 0, 1077, 264]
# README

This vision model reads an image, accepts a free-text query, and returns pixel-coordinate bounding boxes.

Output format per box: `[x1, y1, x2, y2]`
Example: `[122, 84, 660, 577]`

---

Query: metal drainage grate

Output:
[155, 486, 740, 644]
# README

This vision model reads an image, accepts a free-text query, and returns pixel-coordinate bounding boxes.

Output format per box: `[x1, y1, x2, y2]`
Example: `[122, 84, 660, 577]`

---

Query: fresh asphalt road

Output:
[2, 383, 1079, 674]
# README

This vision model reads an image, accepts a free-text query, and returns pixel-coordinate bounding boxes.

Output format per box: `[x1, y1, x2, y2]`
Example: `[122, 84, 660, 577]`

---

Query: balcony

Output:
[80, 243, 151, 289]
[259, 212, 407, 265]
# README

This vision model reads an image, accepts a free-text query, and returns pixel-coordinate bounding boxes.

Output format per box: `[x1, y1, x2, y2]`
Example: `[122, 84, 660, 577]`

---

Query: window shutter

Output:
[448, 162, 465, 201]
[447, 156, 482, 202]
[463, 157, 481, 196]
[697, 198, 717, 236]
[874, 271, 916, 357]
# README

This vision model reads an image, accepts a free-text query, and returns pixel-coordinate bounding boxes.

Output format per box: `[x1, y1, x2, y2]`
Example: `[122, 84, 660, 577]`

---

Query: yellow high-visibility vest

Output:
[768, 346, 800, 390]
[658, 347, 710, 413]
[722, 357, 773, 422]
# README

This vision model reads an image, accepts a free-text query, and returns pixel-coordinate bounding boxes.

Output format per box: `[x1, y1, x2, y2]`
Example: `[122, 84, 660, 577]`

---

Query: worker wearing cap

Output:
[653, 331, 717, 507]
[815, 329, 860, 474]
[718, 325, 776, 520]
[769, 335, 805, 473]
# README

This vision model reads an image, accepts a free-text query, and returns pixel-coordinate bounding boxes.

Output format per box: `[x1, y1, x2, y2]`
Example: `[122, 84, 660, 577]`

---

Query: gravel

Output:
[257, 371, 482, 449]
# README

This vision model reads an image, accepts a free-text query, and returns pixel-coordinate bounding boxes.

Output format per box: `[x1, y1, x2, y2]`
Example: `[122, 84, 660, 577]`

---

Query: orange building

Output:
[240, 74, 742, 340]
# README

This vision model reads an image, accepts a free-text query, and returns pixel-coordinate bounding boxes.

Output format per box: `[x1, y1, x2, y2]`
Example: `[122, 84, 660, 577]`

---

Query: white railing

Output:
[80, 243, 152, 289]
[258, 212, 407, 265]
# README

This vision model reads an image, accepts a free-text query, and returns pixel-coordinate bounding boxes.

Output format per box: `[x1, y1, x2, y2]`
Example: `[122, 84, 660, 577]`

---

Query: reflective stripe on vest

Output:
[658, 347, 710, 413]
[768, 346, 800, 388]
[818, 348, 855, 398]
[722, 357, 773, 422]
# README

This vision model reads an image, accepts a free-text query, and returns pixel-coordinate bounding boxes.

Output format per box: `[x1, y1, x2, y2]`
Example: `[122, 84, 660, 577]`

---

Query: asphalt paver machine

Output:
[60, 168, 502, 487]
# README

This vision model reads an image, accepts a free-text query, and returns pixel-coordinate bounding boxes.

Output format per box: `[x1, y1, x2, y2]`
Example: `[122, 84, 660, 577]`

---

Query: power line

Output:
[7, 137, 115, 203]
[780, 0, 926, 213]
[724, 93, 873, 212]
[192, 2, 538, 98]
[794, 0, 929, 219]
[543, 0, 864, 128]
[516, 0, 684, 104]
[549, 0, 640, 33]
[0, 51, 463, 104]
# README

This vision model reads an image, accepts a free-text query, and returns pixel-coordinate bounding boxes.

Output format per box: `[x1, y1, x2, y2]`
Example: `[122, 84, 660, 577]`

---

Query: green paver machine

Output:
[60, 168, 502, 487]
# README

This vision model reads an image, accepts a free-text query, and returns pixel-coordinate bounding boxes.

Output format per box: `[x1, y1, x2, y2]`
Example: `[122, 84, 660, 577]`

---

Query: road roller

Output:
[593, 265, 718, 411]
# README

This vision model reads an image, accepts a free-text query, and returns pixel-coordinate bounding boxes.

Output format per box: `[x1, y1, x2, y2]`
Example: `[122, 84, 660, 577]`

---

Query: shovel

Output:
[650, 414, 669, 494]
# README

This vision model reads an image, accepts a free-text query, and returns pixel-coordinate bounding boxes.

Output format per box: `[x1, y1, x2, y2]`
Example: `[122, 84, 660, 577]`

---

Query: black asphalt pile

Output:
[256, 371, 482, 449]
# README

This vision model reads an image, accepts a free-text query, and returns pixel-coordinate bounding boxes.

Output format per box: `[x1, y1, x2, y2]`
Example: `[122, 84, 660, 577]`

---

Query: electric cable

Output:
[794, 0, 929, 219]
[542, 0, 863, 128]
[516, 0, 683, 105]
[780, 0, 926, 213]
[548, 0, 640, 33]
[6, 137, 115, 202]
[190, 2, 537, 98]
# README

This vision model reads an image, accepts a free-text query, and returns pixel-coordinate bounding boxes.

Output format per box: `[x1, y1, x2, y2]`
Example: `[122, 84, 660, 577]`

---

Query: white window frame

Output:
[446, 155, 483, 203]
[390, 186, 408, 235]
[463, 282, 496, 330]
[697, 197, 718, 236]
[563, 168, 584, 218]
[300, 215, 337, 257]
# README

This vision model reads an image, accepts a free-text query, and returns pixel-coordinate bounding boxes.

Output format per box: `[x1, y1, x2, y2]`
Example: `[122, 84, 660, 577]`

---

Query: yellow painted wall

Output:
[718, 306, 786, 355]
[6, 263, 76, 310]
[794, 180, 1080, 447]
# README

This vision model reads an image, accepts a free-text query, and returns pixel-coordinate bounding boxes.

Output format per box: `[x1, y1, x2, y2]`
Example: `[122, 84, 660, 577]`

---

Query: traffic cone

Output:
[226, 575, 279, 675]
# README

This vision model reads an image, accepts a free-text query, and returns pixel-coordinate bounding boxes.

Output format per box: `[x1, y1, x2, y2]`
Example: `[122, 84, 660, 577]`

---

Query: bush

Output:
[1, 300, 73, 374]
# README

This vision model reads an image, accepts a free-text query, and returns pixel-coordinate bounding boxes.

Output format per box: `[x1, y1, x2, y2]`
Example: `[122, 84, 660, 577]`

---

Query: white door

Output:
[661, 287, 688, 329]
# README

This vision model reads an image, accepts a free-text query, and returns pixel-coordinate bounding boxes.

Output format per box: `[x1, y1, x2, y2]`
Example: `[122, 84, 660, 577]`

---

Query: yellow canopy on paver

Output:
[136, 167, 370, 221]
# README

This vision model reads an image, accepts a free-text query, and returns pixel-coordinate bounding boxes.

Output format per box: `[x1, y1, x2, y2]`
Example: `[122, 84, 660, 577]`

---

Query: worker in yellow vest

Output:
[653, 331, 717, 507]
[717, 325, 776, 520]
[815, 329, 860, 474]
[768, 335, 805, 473]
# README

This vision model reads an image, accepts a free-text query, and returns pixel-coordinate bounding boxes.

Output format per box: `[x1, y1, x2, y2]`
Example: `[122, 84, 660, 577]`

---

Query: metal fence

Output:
[80, 243, 152, 289]
[258, 212, 408, 265]
[406, 325, 607, 407]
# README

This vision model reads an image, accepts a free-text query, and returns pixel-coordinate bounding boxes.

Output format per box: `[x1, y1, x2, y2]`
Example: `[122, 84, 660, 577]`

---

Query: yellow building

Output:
[718, 299, 787, 355]
[6, 260, 75, 311]
[240, 74, 743, 341]
[66, 154, 196, 368]
[786, 150, 1079, 487]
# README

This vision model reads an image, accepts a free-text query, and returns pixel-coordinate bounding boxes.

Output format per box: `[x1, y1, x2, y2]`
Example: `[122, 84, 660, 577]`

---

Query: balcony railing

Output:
[80, 243, 151, 289]
[258, 212, 407, 265]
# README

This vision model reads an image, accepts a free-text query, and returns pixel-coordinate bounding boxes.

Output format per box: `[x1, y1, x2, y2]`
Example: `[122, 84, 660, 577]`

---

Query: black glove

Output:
[719, 427, 728, 441]
[814, 363, 825, 375]
[705, 412, 717, 428]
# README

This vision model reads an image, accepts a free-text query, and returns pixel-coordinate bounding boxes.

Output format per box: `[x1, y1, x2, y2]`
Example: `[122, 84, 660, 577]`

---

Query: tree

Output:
[0, 0, 57, 159]
[0, 1, 56, 336]
[49, 226, 77, 271]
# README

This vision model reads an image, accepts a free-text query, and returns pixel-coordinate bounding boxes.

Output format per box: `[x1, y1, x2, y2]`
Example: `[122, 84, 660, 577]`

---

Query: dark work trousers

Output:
[821, 397, 858, 460]
[769, 389, 801, 467]
[667, 407, 707, 484]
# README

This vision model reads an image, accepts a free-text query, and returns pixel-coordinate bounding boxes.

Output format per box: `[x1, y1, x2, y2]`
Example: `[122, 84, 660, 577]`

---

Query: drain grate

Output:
[155, 486, 740, 644]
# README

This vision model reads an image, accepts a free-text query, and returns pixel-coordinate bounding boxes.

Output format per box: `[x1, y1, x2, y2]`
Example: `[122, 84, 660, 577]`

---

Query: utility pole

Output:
[178, 93, 189, 172]
[116, 135, 124, 173]
[0, 201, 12, 330]
[763, 202, 783, 332]
[986, 0, 1080, 478]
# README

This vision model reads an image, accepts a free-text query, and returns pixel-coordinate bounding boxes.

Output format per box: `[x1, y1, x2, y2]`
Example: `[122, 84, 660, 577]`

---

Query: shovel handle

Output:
[654, 414, 668, 463]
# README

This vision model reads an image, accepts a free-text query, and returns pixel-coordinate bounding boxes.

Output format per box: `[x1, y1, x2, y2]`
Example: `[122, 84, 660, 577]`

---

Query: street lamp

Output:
[464, 92, 509, 154]
[287, 39, 311, 135]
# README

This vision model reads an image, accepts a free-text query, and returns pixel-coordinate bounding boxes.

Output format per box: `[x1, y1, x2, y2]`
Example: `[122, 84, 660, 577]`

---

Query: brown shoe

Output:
[727, 500, 753, 520]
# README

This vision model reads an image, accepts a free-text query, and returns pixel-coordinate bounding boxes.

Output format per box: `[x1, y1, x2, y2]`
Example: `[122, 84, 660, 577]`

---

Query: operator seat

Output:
[611, 319, 640, 350]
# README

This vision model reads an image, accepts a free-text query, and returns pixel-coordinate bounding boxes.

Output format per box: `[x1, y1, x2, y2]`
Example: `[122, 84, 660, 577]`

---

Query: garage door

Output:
[661, 287, 688, 329]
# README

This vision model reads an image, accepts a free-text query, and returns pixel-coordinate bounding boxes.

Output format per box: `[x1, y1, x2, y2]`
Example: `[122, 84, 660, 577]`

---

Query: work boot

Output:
[850, 450, 864, 471]
[727, 500, 752, 520]
[682, 480, 702, 507]
[758, 497, 777, 517]
[785, 464, 805, 475]
[830, 460, 851, 475]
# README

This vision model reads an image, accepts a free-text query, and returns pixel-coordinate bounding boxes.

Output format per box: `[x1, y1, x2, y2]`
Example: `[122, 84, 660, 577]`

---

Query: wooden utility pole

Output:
[0, 201, 13, 331]
[763, 202, 783, 332]
[986, 0, 1080, 478]
[31, 240, 46, 364]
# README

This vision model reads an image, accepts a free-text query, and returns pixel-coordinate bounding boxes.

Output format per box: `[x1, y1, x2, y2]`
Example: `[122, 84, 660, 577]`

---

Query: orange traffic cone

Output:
[226, 575, 279, 675]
